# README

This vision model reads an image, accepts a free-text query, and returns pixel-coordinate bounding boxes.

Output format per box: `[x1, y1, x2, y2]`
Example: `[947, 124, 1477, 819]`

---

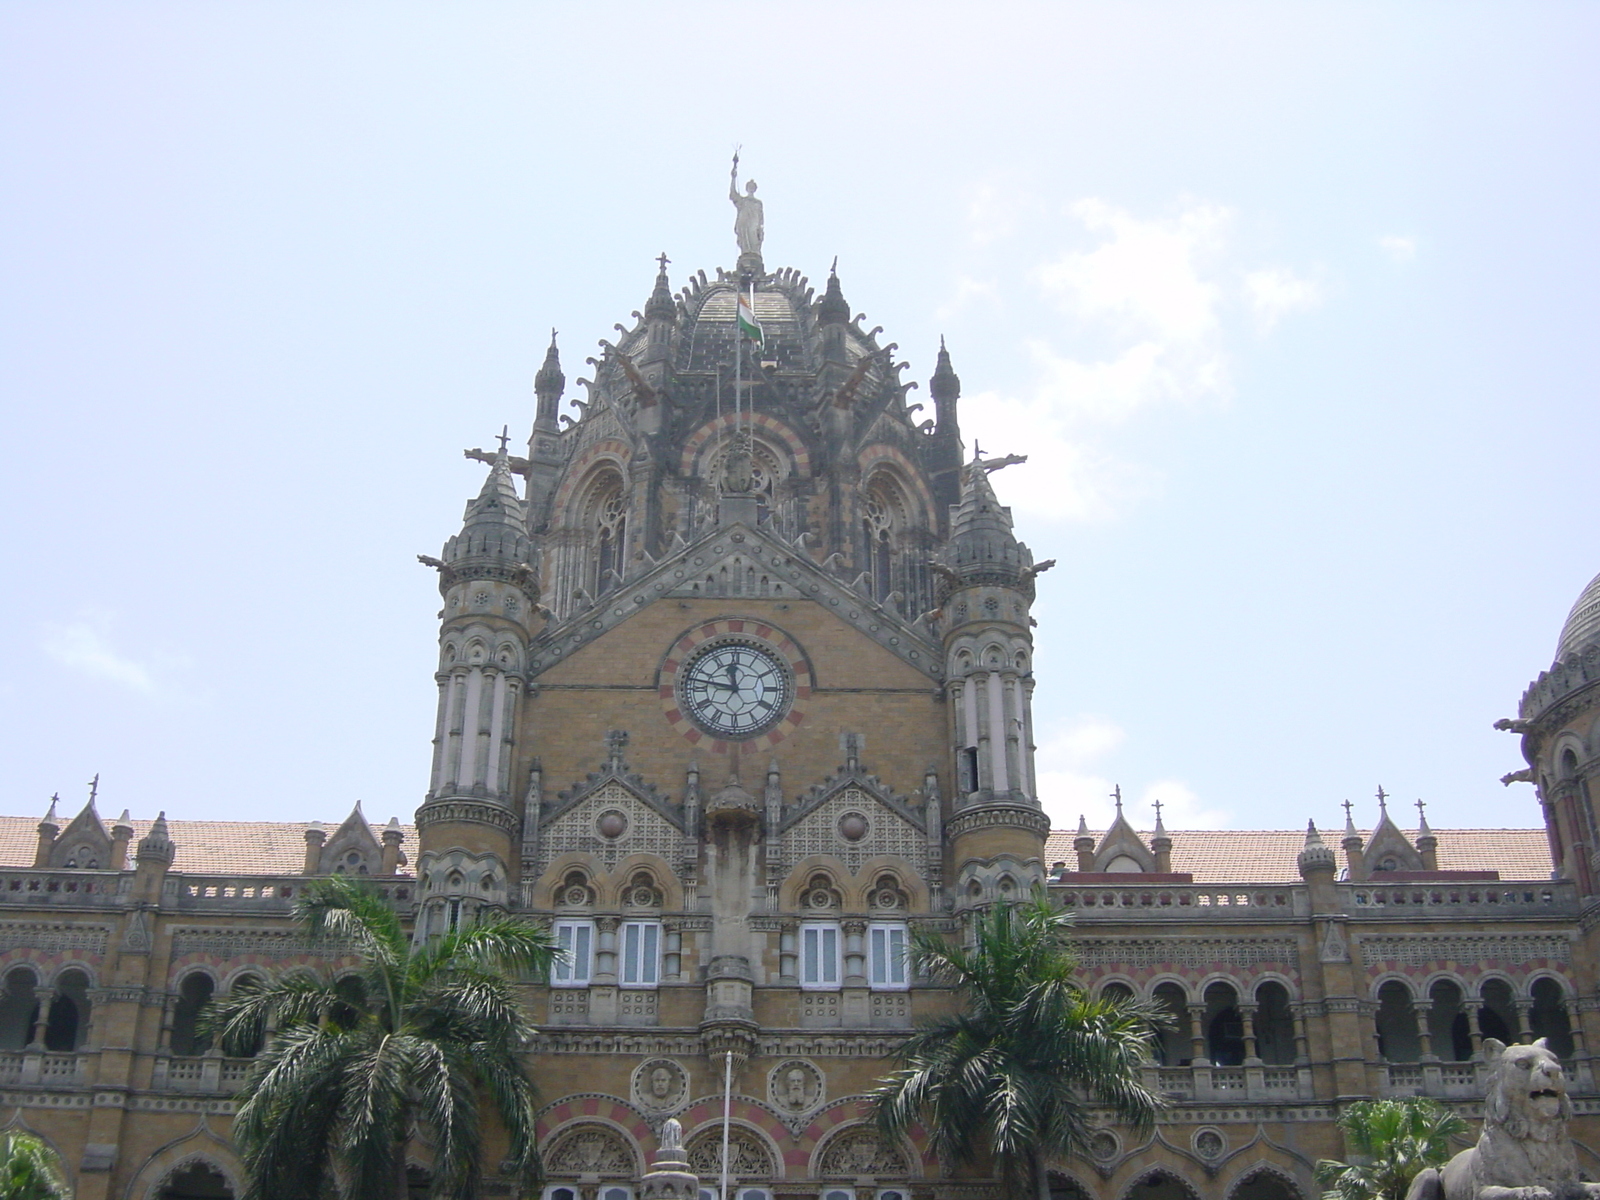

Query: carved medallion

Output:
[768, 1059, 824, 1114]
[632, 1057, 689, 1111]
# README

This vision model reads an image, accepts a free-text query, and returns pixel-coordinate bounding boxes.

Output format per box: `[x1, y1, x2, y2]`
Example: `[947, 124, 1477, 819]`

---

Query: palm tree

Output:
[870, 891, 1165, 1200]
[205, 876, 558, 1200]
[0, 1131, 69, 1200]
[1314, 1097, 1467, 1200]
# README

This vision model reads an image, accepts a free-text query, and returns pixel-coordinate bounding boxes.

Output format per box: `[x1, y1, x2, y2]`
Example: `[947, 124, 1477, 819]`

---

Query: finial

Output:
[87, 773, 99, 805]
[1076, 814, 1090, 837]
[940, 334, 946, 351]
[1304, 819, 1324, 845]
[1152, 798, 1166, 834]
[496, 425, 510, 456]
[657, 251, 670, 273]
[1415, 797, 1431, 834]
[42, 793, 59, 822]
[1111, 783, 1122, 813]
[1375, 784, 1388, 814]
[830, 255, 838, 276]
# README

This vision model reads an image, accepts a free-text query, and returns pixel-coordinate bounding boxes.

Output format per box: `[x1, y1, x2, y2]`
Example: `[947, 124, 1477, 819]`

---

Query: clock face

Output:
[678, 640, 792, 738]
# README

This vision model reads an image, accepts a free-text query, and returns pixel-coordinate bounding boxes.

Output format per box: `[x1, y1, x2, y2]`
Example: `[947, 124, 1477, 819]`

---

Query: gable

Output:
[529, 782, 685, 883]
[776, 785, 929, 876]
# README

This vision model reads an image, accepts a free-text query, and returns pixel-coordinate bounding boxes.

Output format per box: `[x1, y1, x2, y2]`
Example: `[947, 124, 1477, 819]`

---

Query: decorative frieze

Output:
[0, 922, 110, 956]
[1357, 933, 1572, 968]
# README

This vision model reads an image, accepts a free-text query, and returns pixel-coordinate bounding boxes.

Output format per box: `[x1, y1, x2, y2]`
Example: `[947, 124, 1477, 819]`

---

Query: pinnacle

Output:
[534, 329, 565, 398]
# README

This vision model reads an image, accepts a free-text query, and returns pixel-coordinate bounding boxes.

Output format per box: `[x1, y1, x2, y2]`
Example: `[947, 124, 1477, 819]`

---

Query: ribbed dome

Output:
[1557, 571, 1600, 662]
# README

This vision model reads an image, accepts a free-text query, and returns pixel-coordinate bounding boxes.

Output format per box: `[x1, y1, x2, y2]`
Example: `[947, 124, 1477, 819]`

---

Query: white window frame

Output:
[619, 919, 661, 988]
[598, 1188, 635, 1200]
[542, 1188, 580, 1200]
[800, 922, 842, 989]
[551, 919, 594, 987]
[868, 922, 910, 990]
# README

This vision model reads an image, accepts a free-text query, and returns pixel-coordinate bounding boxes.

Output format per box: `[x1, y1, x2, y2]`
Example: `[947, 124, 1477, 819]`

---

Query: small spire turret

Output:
[534, 330, 564, 431]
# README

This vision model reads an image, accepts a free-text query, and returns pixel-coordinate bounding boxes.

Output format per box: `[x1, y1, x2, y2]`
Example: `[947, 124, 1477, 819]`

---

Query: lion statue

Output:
[1406, 1039, 1600, 1200]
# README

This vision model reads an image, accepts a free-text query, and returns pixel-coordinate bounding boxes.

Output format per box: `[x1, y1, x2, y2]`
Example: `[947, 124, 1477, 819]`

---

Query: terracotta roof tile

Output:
[0, 816, 416, 877]
[1044, 827, 1552, 884]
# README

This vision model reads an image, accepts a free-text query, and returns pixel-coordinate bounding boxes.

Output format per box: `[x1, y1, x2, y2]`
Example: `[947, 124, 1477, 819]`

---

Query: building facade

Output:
[4, 203, 1600, 1200]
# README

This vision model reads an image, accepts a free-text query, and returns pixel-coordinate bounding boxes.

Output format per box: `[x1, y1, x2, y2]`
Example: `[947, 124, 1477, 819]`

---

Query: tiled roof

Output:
[1043, 827, 1553, 884]
[0, 813, 1550, 884]
[0, 816, 416, 877]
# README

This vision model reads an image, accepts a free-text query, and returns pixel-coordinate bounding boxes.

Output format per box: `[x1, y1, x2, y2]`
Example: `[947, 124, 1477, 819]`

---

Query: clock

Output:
[677, 639, 792, 738]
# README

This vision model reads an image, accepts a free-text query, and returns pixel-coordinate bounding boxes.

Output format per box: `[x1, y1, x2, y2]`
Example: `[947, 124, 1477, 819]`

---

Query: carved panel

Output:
[1076, 938, 1299, 970]
[1359, 934, 1572, 969]
[781, 788, 925, 874]
[818, 1126, 909, 1178]
[0, 923, 110, 957]
[686, 1128, 774, 1179]
[632, 1057, 688, 1111]
[768, 1059, 824, 1114]
[533, 784, 680, 881]
[545, 1124, 638, 1177]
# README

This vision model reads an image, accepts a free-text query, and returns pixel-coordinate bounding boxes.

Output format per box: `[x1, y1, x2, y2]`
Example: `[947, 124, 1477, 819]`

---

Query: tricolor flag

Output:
[737, 292, 763, 345]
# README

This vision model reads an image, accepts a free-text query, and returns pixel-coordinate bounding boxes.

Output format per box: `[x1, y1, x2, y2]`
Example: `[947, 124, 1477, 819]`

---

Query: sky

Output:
[2, 3, 1597, 839]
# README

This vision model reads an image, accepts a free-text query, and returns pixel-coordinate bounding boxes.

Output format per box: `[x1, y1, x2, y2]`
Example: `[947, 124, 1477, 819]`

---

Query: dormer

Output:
[1094, 807, 1156, 873]
[48, 800, 112, 870]
[1363, 807, 1425, 875]
[314, 805, 385, 876]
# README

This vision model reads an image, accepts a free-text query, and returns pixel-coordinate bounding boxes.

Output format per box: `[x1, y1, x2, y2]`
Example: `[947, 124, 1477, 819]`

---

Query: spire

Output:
[443, 430, 530, 571]
[930, 335, 961, 407]
[945, 455, 1031, 584]
[136, 811, 175, 866]
[40, 794, 59, 828]
[1342, 798, 1359, 839]
[815, 260, 849, 327]
[1076, 813, 1091, 837]
[1298, 819, 1336, 876]
[644, 253, 677, 324]
[1152, 797, 1167, 838]
[534, 329, 564, 430]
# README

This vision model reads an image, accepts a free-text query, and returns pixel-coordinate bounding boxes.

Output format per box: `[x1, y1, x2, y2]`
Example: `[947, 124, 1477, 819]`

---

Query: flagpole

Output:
[720, 1049, 733, 1200]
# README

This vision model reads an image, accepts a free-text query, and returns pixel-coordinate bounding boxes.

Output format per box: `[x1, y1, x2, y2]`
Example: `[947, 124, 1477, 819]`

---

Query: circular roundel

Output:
[659, 619, 812, 752]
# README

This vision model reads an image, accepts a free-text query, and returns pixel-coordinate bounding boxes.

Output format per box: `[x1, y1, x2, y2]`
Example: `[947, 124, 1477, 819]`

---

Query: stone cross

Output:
[1111, 784, 1122, 812]
[1152, 798, 1163, 823]
[1375, 784, 1389, 812]
[496, 425, 510, 455]
[657, 251, 670, 272]
[1342, 799, 1354, 822]
[87, 773, 99, 805]
[605, 729, 629, 768]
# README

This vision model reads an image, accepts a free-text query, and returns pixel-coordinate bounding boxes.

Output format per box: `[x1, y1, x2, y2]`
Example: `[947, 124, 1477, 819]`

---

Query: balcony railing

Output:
[1051, 884, 1305, 918]
[1346, 881, 1578, 916]
[0, 1051, 87, 1086]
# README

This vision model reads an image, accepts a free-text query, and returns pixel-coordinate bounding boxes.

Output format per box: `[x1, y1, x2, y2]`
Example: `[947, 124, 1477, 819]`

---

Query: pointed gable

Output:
[1094, 808, 1156, 873]
[1363, 809, 1425, 874]
[49, 801, 111, 870]
[318, 804, 384, 876]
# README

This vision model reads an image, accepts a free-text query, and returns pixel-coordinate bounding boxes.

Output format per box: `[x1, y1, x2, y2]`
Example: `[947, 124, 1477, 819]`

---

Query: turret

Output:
[415, 440, 535, 938]
[814, 263, 851, 365]
[939, 456, 1050, 908]
[110, 809, 134, 871]
[1341, 806, 1366, 883]
[133, 812, 175, 904]
[642, 254, 677, 362]
[33, 795, 58, 867]
[381, 817, 405, 876]
[927, 337, 964, 515]
[533, 330, 564, 434]
[1074, 815, 1095, 872]
[1297, 820, 1338, 912]
[1151, 804, 1173, 873]
[302, 821, 326, 875]
[525, 331, 568, 522]
[1416, 805, 1438, 871]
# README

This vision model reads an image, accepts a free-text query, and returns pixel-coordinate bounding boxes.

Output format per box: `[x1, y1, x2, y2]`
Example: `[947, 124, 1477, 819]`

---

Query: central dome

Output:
[1556, 571, 1600, 662]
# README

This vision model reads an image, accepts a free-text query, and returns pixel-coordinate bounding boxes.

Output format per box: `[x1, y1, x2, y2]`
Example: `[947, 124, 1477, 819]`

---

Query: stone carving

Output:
[768, 1059, 823, 1113]
[729, 153, 763, 256]
[545, 1124, 637, 1177]
[632, 1057, 688, 1111]
[1194, 1128, 1225, 1161]
[660, 1117, 683, 1155]
[1076, 938, 1299, 971]
[1361, 935, 1571, 968]
[781, 788, 925, 873]
[532, 784, 681, 880]
[818, 1126, 909, 1178]
[686, 1128, 774, 1179]
[1405, 1039, 1600, 1200]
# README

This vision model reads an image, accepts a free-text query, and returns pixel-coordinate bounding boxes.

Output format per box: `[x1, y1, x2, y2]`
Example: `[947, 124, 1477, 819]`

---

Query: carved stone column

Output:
[1188, 1004, 1210, 1065]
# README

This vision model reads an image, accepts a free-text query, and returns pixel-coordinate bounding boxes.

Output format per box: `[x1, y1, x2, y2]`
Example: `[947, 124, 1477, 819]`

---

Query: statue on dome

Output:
[730, 151, 764, 256]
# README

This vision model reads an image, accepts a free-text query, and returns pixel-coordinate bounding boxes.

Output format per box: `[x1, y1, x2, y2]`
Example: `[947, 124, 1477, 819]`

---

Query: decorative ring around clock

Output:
[658, 619, 812, 752]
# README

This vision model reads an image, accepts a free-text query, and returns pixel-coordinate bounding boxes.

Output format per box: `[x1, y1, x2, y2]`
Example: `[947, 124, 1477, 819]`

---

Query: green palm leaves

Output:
[0, 1131, 69, 1200]
[206, 876, 557, 1200]
[1314, 1098, 1468, 1200]
[869, 892, 1164, 1198]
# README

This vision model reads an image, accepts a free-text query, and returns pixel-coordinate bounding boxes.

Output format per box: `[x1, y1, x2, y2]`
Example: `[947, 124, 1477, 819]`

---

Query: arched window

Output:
[1374, 980, 1420, 1062]
[1529, 977, 1575, 1058]
[0, 967, 40, 1050]
[863, 486, 896, 602]
[156, 1161, 234, 1200]
[584, 470, 628, 596]
[1203, 982, 1244, 1066]
[1478, 978, 1517, 1044]
[1254, 981, 1297, 1065]
[171, 974, 216, 1056]
[1151, 982, 1190, 1066]
[1428, 979, 1474, 1062]
[44, 969, 90, 1052]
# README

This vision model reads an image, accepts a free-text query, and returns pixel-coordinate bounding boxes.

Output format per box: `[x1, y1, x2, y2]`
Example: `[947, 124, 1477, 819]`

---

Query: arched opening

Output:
[1125, 1169, 1198, 1200]
[0, 967, 40, 1050]
[862, 482, 898, 602]
[1203, 982, 1244, 1066]
[1101, 982, 1135, 1004]
[156, 1161, 234, 1200]
[1375, 980, 1421, 1062]
[1254, 981, 1297, 1065]
[1231, 1168, 1304, 1200]
[1479, 979, 1517, 1045]
[585, 470, 628, 596]
[171, 974, 216, 1056]
[45, 968, 90, 1051]
[1428, 979, 1473, 1061]
[1152, 982, 1190, 1066]
[405, 1164, 432, 1200]
[1050, 1172, 1094, 1200]
[1560, 748, 1580, 780]
[1529, 978, 1574, 1058]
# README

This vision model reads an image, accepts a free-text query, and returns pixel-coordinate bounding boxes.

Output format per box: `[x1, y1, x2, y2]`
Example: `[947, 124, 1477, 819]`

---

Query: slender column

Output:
[1003, 673, 1023, 797]
[484, 670, 508, 791]
[496, 678, 521, 795]
[986, 670, 1008, 793]
[843, 920, 867, 984]
[962, 676, 980, 790]
[1188, 1004, 1210, 1065]
[594, 917, 619, 983]
[1240, 1005, 1260, 1063]
[455, 667, 484, 790]
[1291, 1004, 1311, 1064]
[777, 921, 797, 983]
[27, 992, 53, 1049]
[1015, 673, 1035, 799]
[1463, 1002, 1485, 1056]
[441, 671, 468, 789]
[1414, 1002, 1435, 1059]
[428, 673, 450, 793]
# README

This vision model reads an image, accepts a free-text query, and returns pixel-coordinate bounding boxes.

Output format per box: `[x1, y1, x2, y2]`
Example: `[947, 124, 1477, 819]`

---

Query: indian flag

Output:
[737, 291, 763, 345]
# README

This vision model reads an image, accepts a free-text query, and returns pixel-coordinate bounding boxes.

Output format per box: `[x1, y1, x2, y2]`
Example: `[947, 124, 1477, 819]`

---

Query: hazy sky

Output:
[3, 3, 1596, 838]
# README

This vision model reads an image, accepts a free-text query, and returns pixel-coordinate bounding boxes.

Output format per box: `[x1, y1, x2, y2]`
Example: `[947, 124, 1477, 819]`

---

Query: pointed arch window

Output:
[594, 482, 628, 595]
[863, 490, 894, 601]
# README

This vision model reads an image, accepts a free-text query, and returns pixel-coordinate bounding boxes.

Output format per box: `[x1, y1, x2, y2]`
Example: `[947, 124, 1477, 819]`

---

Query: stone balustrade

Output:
[0, 869, 128, 908]
[0, 1050, 86, 1086]
[1051, 882, 1305, 918]
[151, 1054, 256, 1093]
[1344, 880, 1578, 916]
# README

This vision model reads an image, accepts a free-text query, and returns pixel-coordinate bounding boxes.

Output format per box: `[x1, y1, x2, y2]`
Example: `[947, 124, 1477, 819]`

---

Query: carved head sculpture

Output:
[786, 1067, 808, 1106]
[651, 1066, 674, 1099]
[1483, 1037, 1573, 1138]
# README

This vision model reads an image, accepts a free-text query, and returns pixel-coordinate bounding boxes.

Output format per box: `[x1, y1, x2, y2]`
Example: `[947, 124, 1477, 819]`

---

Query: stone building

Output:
[3, 197, 1600, 1200]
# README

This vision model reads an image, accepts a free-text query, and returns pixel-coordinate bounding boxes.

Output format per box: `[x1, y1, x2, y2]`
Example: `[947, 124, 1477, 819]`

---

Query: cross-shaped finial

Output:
[1375, 784, 1388, 811]
[657, 251, 670, 273]
[1111, 783, 1122, 812]
[604, 729, 628, 765]
[87, 773, 99, 804]
[1152, 798, 1163, 821]
[973, 440, 983, 461]
[1415, 798, 1427, 820]
[1341, 798, 1354, 820]
[496, 425, 510, 455]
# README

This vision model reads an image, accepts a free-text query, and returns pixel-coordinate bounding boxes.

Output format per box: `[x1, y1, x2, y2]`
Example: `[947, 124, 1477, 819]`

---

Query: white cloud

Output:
[42, 615, 163, 693]
[934, 275, 1001, 322]
[965, 182, 1041, 247]
[1033, 715, 1231, 832]
[1035, 198, 1230, 343]
[1244, 267, 1322, 331]
[1379, 235, 1417, 262]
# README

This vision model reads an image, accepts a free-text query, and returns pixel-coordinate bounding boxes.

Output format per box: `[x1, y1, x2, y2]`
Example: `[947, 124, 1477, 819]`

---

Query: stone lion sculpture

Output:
[1407, 1039, 1600, 1200]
